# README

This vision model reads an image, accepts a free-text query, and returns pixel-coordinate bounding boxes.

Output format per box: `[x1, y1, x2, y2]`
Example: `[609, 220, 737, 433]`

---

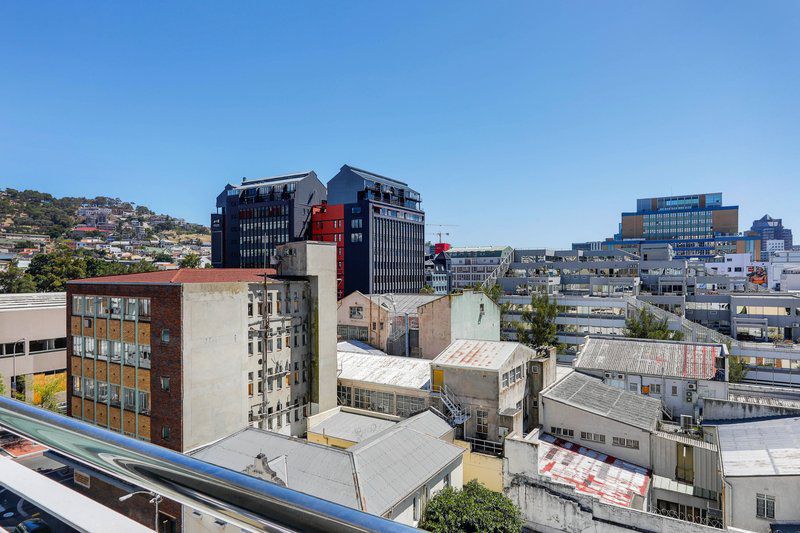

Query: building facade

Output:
[309, 202, 345, 299]
[750, 214, 793, 254]
[448, 246, 513, 290]
[211, 171, 327, 268]
[327, 165, 425, 295]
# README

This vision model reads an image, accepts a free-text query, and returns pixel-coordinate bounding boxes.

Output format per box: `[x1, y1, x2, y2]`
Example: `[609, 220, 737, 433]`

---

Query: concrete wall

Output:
[506, 474, 722, 533]
[539, 397, 652, 467]
[703, 397, 800, 421]
[453, 439, 504, 492]
[336, 291, 389, 352]
[725, 475, 800, 533]
[181, 283, 249, 451]
[449, 291, 500, 348]
[277, 241, 337, 413]
[0, 304, 66, 394]
[418, 295, 452, 359]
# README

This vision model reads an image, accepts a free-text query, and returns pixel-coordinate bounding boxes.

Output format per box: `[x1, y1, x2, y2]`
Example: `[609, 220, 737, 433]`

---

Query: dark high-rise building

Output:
[750, 214, 793, 253]
[211, 171, 327, 268]
[327, 165, 425, 295]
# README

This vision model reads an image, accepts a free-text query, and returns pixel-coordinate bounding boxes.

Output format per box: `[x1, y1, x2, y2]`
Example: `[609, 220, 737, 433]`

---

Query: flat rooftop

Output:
[364, 293, 444, 315]
[432, 339, 522, 371]
[337, 351, 431, 390]
[0, 292, 66, 311]
[68, 268, 277, 285]
[538, 433, 650, 508]
[716, 416, 800, 477]
[543, 372, 662, 432]
[576, 335, 724, 381]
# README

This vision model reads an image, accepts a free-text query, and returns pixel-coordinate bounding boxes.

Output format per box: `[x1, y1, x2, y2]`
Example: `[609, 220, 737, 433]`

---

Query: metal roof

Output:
[349, 423, 464, 516]
[394, 409, 452, 439]
[236, 171, 316, 190]
[727, 394, 800, 410]
[364, 293, 444, 315]
[345, 165, 411, 188]
[575, 336, 723, 380]
[538, 433, 650, 508]
[0, 292, 66, 311]
[543, 372, 662, 431]
[432, 339, 524, 371]
[308, 411, 396, 444]
[189, 410, 463, 516]
[68, 268, 277, 285]
[337, 351, 431, 390]
[716, 416, 800, 477]
[337, 340, 388, 355]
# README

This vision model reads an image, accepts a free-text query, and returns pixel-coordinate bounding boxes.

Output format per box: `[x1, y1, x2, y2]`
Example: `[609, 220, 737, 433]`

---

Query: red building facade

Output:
[310, 203, 345, 299]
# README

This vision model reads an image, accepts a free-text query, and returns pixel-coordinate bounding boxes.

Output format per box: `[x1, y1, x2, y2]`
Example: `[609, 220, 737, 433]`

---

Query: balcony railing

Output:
[0, 396, 415, 533]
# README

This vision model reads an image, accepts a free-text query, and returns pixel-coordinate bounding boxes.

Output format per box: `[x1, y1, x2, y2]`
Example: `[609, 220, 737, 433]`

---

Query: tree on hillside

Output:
[419, 480, 523, 533]
[516, 293, 561, 349]
[624, 307, 684, 341]
[0, 260, 37, 293]
[179, 253, 201, 268]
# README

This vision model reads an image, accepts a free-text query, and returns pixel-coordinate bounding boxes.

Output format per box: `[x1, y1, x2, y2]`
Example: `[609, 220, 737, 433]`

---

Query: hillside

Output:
[0, 188, 208, 240]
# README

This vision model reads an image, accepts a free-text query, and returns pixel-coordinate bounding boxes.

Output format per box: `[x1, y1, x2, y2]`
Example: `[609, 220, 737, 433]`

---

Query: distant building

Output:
[211, 171, 327, 268]
[309, 202, 345, 299]
[0, 292, 67, 400]
[326, 165, 425, 294]
[448, 246, 513, 290]
[750, 214, 793, 254]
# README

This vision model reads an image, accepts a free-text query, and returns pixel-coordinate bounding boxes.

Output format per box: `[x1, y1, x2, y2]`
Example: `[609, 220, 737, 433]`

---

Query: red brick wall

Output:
[66, 282, 184, 452]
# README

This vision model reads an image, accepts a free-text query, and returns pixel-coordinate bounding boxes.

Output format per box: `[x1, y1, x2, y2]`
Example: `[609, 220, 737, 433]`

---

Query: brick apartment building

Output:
[64, 241, 337, 531]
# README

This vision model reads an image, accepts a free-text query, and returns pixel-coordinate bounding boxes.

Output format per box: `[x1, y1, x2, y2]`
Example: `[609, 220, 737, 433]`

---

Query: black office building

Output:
[329, 165, 425, 295]
[211, 171, 327, 268]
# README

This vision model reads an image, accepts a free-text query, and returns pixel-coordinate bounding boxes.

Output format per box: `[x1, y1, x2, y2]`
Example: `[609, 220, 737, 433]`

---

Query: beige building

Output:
[430, 339, 556, 454]
[0, 292, 67, 401]
[337, 290, 500, 358]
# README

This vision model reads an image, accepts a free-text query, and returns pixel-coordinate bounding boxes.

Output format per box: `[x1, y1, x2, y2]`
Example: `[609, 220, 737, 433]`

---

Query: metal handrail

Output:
[0, 396, 416, 533]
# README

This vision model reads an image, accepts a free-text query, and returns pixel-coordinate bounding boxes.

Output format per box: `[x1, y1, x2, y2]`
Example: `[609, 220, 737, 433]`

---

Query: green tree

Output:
[420, 285, 436, 295]
[419, 480, 522, 533]
[0, 374, 5, 395]
[179, 253, 201, 268]
[515, 293, 561, 349]
[34, 375, 65, 412]
[0, 260, 37, 293]
[728, 355, 749, 383]
[27, 246, 87, 292]
[153, 251, 173, 263]
[624, 307, 684, 341]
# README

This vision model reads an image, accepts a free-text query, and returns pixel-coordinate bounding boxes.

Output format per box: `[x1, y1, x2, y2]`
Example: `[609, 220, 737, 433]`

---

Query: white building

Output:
[574, 336, 729, 421]
[715, 416, 800, 532]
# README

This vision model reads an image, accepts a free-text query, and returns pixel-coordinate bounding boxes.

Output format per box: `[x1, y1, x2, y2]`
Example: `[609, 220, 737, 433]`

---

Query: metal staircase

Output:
[432, 384, 470, 426]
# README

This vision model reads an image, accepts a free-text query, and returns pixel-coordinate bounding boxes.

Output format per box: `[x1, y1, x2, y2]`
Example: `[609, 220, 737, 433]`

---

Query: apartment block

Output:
[327, 165, 425, 295]
[448, 246, 513, 290]
[66, 241, 336, 453]
[211, 171, 327, 268]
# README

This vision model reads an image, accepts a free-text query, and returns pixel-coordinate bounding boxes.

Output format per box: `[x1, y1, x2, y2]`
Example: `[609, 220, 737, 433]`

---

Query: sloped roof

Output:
[543, 372, 661, 431]
[338, 351, 430, 390]
[538, 433, 650, 508]
[308, 411, 396, 444]
[432, 339, 523, 371]
[716, 416, 800, 477]
[68, 268, 277, 285]
[364, 293, 444, 315]
[336, 340, 387, 355]
[395, 409, 452, 438]
[0, 292, 66, 311]
[575, 336, 723, 380]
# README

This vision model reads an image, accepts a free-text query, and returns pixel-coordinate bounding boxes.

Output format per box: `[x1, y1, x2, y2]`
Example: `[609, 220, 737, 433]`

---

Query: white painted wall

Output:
[725, 475, 800, 533]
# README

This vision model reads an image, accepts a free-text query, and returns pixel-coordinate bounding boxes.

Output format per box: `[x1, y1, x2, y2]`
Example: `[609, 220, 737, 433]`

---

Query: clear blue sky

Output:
[2, 2, 799, 248]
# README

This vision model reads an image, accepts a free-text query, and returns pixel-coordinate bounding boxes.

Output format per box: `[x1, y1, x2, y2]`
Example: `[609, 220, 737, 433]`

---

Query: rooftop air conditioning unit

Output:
[616, 373, 624, 380]
[686, 392, 694, 403]
[604, 372, 613, 379]
[687, 383, 697, 391]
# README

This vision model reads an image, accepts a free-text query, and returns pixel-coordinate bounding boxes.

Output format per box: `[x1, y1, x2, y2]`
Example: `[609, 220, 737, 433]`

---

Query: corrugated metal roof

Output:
[337, 340, 387, 355]
[338, 351, 430, 390]
[68, 268, 277, 285]
[717, 416, 800, 477]
[575, 336, 723, 380]
[364, 293, 443, 315]
[538, 433, 650, 508]
[395, 410, 452, 439]
[308, 412, 395, 444]
[543, 372, 661, 431]
[652, 430, 718, 451]
[350, 424, 464, 516]
[432, 339, 523, 371]
[0, 292, 66, 311]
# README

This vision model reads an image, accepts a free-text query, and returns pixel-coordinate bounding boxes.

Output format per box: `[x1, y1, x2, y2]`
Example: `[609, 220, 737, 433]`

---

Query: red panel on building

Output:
[311, 203, 345, 299]
[434, 242, 451, 255]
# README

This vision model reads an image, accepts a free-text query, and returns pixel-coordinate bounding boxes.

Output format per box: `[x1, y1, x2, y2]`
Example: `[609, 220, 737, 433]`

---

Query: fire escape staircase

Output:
[432, 384, 470, 427]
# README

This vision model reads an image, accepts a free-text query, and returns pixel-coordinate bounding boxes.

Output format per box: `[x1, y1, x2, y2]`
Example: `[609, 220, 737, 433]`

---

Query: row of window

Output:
[72, 296, 151, 321]
[337, 385, 427, 417]
[501, 365, 524, 389]
[72, 377, 150, 414]
[550, 427, 640, 449]
[73, 336, 152, 369]
[0, 338, 66, 356]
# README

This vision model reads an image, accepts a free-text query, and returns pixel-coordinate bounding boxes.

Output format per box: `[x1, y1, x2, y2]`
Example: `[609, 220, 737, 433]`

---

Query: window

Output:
[502, 372, 509, 388]
[671, 385, 678, 396]
[123, 387, 136, 410]
[109, 384, 120, 406]
[97, 382, 108, 402]
[350, 232, 363, 243]
[413, 496, 419, 521]
[139, 298, 151, 320]
[628, 383, 638, 393]
[551, 427, 574, 438]
[162, 426, 170, 440]
[337, 385, 352, 406]
[650, 384, 661, 394]
[476, 408, 488, 436]
[580, 431, 605, 443]
[72, 376, 82, 397]
[444, 473, 451, 488]
[161, 329, 170, 344]
[72, 295, 84, 315]
[756, 493, 775, 519]
[72, 336, 83, 356]
[349, 306, 364, 320]
[612, 437, 640, 449]
[29, 338, 66, 353]
[351, 218, 362, 229]
[396, 395, 426, 417]
[138, 391, 150, 414]
[160, 377, 170, 391]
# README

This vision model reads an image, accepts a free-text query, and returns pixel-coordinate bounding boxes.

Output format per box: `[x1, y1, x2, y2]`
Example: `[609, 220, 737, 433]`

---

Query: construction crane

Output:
[427, 224, 459, 243]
